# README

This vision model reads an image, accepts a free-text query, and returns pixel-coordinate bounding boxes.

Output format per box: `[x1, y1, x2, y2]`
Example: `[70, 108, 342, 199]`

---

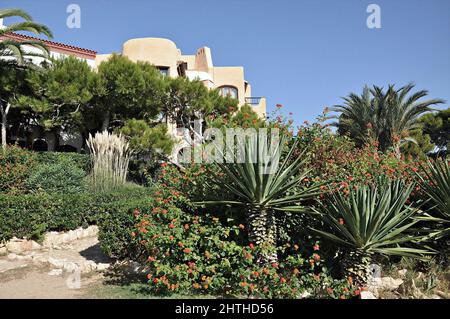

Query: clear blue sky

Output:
[4, 0, 450, 126]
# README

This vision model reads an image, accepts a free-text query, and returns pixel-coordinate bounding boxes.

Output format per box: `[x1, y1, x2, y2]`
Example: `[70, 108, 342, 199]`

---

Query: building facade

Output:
[1, 24, 266, 153]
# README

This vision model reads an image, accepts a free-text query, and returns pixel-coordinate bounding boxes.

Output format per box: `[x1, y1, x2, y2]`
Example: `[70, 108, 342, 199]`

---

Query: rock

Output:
[360, 291, 377, 299]
[0, 246, 7, 256]
[48, 269, 63, 276]
[379, 277, 404, 291]
[31, 241, 42, 250]
[6, 239, 31, 254]
[7, 253, 18, 260]
[47, 257, 65, 268]
[431, 295, 441, 299]
[369, 276, 403, 291]
[96, 263, 110, 272]
[63, 262, 79, 273]
[397, 269, 407, 277]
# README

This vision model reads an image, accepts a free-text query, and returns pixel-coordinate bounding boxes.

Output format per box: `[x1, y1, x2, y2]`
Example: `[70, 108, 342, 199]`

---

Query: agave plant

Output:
[198, 133, 321, 264]
[418, 160, 450, 238]
[311, 181, 430, 285]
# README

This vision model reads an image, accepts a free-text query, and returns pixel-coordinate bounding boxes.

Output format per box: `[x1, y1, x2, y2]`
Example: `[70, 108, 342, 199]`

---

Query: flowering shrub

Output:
[0, 145, 36, 194]
[131, 184, 357, 298]
[292, 114, 425, 197]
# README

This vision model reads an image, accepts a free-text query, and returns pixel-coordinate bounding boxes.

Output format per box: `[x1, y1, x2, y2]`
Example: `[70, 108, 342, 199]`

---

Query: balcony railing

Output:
[245, 97, 263, 105]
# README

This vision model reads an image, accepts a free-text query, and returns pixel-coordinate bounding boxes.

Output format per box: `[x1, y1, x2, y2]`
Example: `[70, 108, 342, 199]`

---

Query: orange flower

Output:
[313, 253, 320, 262]
[294, 244, 299, 251]
[168, 223, 175, 229]
[280, 277, 287, 284]
[293, 268, 299, 275]
[271, 262, 279, 269]
[239, 224, 245, 230]
[147, 273, 152, 280]
[183, 248, 191, 254]
[339, 218, 345, 225]
[184, 224, 190, 230]
[326, 287, 333, 294]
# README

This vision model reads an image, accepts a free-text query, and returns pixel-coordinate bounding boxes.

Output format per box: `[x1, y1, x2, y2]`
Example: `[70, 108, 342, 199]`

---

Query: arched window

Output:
[218, 86, 238, 99]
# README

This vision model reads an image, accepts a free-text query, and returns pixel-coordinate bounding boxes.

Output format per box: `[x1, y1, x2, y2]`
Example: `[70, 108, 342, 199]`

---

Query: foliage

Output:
[417, 160, 450, 238]
[34, 151, 91, 173]
[0, 184, 148, 242]
[0, 145, 36, 193]
[311, 180, 431, 285]
[87, 131, 131, 192]
[197, 133, 321, 264]
[18, 56, 96, 133]
[293, 115, 424, 196]
[331, 83, 444, 155]
[95, 54, 165, 131]
[420, 107, 450, 151]
[118, 119, 174, 156]
[0, 8, 52, 63]
[128, 186, 357, 298]
[25, 158, 87, 194]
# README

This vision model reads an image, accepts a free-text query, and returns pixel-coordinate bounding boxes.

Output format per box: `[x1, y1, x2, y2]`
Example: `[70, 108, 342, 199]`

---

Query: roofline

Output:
[1, 32, 97, 59]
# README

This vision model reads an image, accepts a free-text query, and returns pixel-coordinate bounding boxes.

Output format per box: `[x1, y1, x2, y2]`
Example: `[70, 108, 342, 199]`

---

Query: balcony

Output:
[245, 97, 263, 105]
[244, 97, 266, 118]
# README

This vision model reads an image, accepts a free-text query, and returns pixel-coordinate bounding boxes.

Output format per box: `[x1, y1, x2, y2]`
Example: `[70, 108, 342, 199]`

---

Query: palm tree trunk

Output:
[247, 208, 278, 264]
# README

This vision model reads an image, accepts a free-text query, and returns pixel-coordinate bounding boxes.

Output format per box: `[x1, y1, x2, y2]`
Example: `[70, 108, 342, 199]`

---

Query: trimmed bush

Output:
[35, 152, 91, 173]
[26, 160, 87, 194]
[0, 184, 149, 243]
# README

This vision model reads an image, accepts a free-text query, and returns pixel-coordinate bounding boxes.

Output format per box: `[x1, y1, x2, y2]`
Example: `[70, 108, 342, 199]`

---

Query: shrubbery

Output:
[0, 145, 36, 193]
[0, 184, 149, 242]
[26, 159, 87, 194]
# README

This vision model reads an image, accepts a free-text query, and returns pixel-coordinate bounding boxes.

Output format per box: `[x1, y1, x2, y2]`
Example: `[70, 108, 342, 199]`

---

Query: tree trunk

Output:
[101, 111, 110, 132]
[341, 249, 373, 287]
[247, 208, 278, 265]
[0, 102, 10, 149]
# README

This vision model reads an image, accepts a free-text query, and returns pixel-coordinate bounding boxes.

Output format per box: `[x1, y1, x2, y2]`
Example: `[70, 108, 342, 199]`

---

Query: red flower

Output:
[168, 223, 175, 229]
[239, 224, 245, 230]
[161, 162, 168, 167]
[339, 218, 345, 225]
[249, 243, 255, 250]
[271, 262, 279, 269]
[313, 244, 320, 251]
[183, 248, 191, 254]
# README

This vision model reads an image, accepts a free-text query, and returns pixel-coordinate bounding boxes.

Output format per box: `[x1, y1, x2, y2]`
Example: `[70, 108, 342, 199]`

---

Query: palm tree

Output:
[0, 8, 53, 63]
[311, 181, 430, 286]
[331, 83, 444, 157]
[0, 8, 52, 148]
[198, 134, 321, 264]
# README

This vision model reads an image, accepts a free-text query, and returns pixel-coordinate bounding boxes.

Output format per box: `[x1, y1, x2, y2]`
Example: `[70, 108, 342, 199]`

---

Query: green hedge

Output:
[35, 152, 91, 173]
[0, 185, 150, 243]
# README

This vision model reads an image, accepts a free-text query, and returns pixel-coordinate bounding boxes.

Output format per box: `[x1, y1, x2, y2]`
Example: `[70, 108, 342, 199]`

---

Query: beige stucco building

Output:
[1, 28, 266, 154]
[95, 38, 266, 118]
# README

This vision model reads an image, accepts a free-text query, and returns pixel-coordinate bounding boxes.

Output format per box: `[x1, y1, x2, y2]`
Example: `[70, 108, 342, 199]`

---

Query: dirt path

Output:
[0, 236, 110, 299]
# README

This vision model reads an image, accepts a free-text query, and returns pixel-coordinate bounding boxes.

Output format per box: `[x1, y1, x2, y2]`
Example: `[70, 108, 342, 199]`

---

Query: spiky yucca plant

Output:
[311, 181, 430, 285]
[199, 134, 321, 264]
[418, 160, 450, 238]
[87, 131, 131, 192]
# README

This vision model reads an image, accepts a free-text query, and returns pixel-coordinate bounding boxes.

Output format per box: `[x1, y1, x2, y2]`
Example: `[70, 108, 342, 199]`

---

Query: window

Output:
[157, 66, 170, 76]
[218, 86, 238, 99]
